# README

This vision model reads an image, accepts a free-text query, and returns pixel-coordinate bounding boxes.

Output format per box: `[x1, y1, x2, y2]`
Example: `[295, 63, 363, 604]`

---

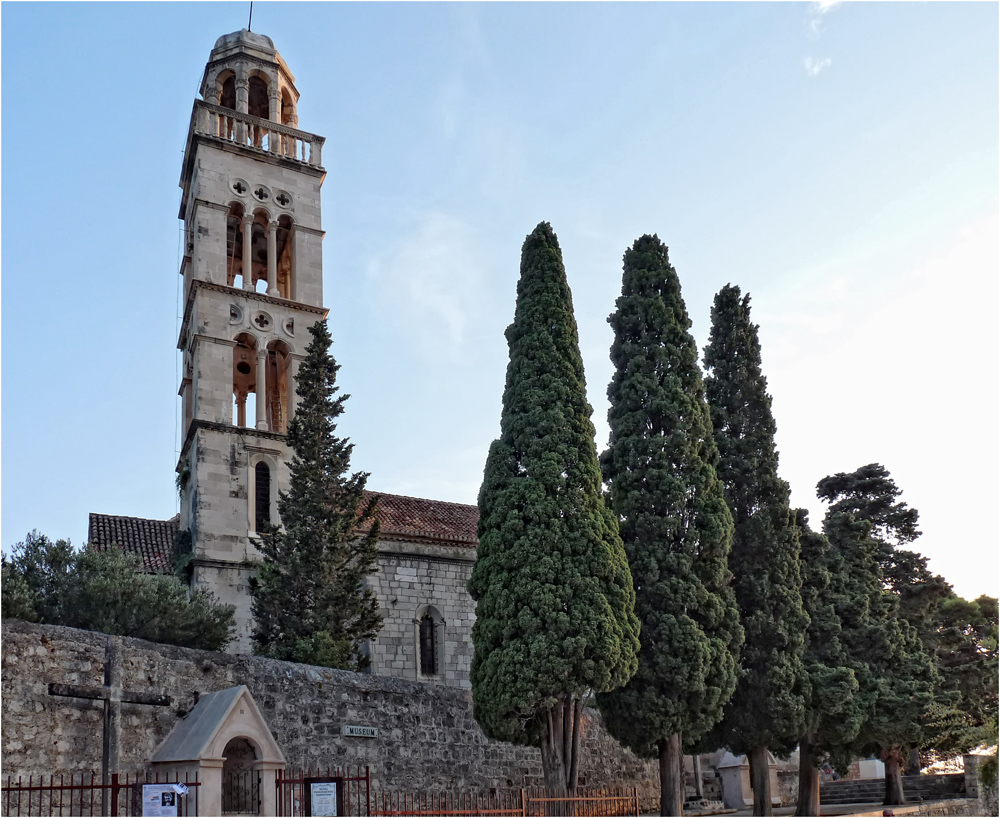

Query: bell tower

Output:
[176, 30, 328, 651]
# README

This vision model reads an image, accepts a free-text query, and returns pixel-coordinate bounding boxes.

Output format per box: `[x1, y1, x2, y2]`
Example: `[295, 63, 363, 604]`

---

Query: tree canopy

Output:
[2, 531, 235, 651]
[250, 320, 382, 670]
[702, 284, 809, 815]
[818, 465, 936, 805]
[469, 222, 639, 791]
[596, 236, 742, 816]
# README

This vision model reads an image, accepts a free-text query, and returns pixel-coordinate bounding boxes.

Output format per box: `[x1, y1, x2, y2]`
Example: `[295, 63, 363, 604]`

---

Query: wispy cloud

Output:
[804, 56, 833, 77]
[807, 0, 839, 38]
[366, 213, 486, 361]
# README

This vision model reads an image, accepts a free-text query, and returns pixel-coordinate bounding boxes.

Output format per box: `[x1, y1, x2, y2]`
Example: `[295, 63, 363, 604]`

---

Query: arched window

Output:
[248, 76, 269, 118]
[265, 340, 292, 434]
[232, 332, 257, 428]
[226, 202, 246, 288]
[254, 462, 271, 531]
[275, 215, 294, 299]
[220, 75, 236, 110]
[419, 614, 437, 676]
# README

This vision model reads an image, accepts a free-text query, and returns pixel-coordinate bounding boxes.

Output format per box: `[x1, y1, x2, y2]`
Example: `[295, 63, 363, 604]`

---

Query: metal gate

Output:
[222, 768, 261, 815]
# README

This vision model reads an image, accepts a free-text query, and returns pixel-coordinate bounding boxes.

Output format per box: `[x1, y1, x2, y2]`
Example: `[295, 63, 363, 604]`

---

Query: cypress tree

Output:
[702, 285, 809, 816]
[596, 235, 742, 817]
[251, 320, 382, 670]
[793, 510, 864, 816]
[817, 465, 936, 806]
[469, 222, 640, 791]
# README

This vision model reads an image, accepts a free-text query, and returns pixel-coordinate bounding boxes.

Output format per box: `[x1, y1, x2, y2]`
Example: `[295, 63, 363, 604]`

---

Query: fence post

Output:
[522, 787, 528, 817]
[634, 787, 639, 817]
[366, 766, 371, 817]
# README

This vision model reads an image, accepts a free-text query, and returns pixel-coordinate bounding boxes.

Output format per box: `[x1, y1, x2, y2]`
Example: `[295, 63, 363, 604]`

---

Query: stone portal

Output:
[151, 685, 284, 816]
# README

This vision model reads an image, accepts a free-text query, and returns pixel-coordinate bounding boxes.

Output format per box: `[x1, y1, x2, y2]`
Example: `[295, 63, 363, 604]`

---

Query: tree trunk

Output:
[795, 730, 820, 817]
[659, 734, 684, 816]
[748, 745, 773, 816]
[905, 747, 921, 776]
[883, 754, 906, 806]
[538, 695, 584, 793]
[539, 704, 567, 790]
[692, 754, 704, 799]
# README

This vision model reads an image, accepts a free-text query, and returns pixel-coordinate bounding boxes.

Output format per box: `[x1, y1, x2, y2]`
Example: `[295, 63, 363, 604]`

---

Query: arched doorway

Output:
[222, 736, 259, 815]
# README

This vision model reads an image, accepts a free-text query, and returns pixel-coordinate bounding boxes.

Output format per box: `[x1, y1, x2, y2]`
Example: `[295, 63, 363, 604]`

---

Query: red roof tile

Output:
[88, 513, 179, 574]
[87, 493, 479, 574]
[361, 491, 479, 546]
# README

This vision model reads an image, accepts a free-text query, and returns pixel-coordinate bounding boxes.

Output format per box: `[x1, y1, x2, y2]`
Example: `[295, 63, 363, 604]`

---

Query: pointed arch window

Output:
[419, 613, 437, 676]
[254, 462, 271, 531]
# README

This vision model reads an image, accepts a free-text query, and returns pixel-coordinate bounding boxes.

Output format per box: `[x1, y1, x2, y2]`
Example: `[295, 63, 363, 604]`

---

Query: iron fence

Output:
[370, 786, 639, 817]
[1, 771, 199, 817]
[276, 766, 370, 817]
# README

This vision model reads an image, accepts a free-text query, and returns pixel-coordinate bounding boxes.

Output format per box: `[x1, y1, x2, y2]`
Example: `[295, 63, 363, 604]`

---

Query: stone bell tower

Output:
[176, 30, 328, 651]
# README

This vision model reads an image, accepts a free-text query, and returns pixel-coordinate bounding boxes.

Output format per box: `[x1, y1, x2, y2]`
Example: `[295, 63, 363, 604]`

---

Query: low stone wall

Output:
[1, 621, 658, 806]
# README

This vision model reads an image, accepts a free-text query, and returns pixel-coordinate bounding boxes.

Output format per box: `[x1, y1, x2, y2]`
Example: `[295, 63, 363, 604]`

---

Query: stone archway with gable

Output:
[151, 686, 285, 816]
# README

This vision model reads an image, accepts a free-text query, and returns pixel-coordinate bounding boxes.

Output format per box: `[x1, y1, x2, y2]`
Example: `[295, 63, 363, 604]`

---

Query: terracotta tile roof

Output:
[87, 493, 479, 575]
[88, 513, 178, 574]
[362, 491, 479, 546]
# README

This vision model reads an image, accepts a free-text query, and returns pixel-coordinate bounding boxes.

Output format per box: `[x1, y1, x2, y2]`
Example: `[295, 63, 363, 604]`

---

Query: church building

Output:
[88, 29, 479, 688]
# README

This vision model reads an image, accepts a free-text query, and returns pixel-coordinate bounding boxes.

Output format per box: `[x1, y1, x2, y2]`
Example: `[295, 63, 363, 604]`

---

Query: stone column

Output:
[235, 71, 249, 143]
[242, 214, 254, 291]
[256, 348, 268, 431]
[236, 392, 247, 428]
[267, 221, 278, 296]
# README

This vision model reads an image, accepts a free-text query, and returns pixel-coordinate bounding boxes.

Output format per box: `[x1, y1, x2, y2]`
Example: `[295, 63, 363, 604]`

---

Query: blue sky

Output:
[2, 2, 997, 600]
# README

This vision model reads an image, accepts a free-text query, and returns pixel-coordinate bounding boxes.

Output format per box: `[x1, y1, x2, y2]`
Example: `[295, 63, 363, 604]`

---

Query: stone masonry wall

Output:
[367, 545, 476, 688]
[1, 621, 658, 806]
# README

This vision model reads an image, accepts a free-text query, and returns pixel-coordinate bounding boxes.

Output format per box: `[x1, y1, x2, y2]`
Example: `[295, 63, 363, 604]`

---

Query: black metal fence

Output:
[276, 766, 370, 817]
[1, 771, 199, 817]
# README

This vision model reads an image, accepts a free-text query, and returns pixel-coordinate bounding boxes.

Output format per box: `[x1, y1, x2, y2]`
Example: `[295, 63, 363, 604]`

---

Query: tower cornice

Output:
[177, 279, 328, 351]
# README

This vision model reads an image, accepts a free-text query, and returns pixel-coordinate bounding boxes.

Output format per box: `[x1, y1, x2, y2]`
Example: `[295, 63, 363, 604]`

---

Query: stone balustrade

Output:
[194, 100, 324, 167]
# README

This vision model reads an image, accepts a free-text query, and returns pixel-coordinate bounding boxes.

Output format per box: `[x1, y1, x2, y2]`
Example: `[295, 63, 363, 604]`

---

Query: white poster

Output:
[142, 784, 182, 817]
[310, 780, 338, 817]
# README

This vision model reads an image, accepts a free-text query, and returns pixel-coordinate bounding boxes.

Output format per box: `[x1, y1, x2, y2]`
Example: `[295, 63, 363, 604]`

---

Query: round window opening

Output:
[236, 361, 252, 375]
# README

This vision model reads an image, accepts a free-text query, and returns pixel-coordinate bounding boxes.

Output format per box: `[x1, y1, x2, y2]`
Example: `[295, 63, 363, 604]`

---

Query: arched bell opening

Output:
[232, 332, 258, 428]
[264, 340, 292, 434]
[250, 210, 270, 293]
[226, 202, 247, 288]
[280, 87, 296, 126]
[221, 736, 259, 816]
[275, 215, 294, 299]
[217, 71, 238, 140]
[247, 75, 269, 119]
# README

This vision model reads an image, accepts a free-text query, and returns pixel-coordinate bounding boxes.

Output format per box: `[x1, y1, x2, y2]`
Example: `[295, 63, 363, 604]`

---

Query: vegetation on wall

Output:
[469, 222, 640, 792]
[1, 531, 235, 651]
[250, 320, 382, 671]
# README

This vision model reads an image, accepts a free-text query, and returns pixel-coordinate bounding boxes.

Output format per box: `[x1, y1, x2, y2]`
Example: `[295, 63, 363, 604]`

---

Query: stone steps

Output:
[820, 774, 965, 805]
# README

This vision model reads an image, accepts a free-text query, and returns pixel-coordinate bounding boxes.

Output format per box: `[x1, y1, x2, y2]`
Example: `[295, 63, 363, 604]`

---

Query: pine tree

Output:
[818, 465, 936, 806]
[596, 235, 742, 817]
[702, 285, 809, 816]
[793, 510, 864, 816]
[250, 320, 382, 670]
[469, 222, 640, 792]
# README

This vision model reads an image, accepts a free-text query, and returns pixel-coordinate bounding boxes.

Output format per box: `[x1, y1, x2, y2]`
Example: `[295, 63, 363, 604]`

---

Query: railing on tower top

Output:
[193, 100, 324, 167]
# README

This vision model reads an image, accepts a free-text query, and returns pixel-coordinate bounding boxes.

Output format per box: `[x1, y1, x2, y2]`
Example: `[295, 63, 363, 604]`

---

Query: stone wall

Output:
[1, 621, 658, 806]
[367, 543, 476, 688]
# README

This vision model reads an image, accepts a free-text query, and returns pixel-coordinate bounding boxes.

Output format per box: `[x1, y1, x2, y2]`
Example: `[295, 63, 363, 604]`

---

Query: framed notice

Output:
[304, 776, 344, 817]
[141, 784, 180, 817]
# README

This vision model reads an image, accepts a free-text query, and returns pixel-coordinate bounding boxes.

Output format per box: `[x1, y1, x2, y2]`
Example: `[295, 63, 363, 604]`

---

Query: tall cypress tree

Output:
[794, 510, 863, 816]
[469, 222, 640, 791]
[251, 320, 382, 670]
[597, 236, 742, 817]
[702, 285, 809, 816]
